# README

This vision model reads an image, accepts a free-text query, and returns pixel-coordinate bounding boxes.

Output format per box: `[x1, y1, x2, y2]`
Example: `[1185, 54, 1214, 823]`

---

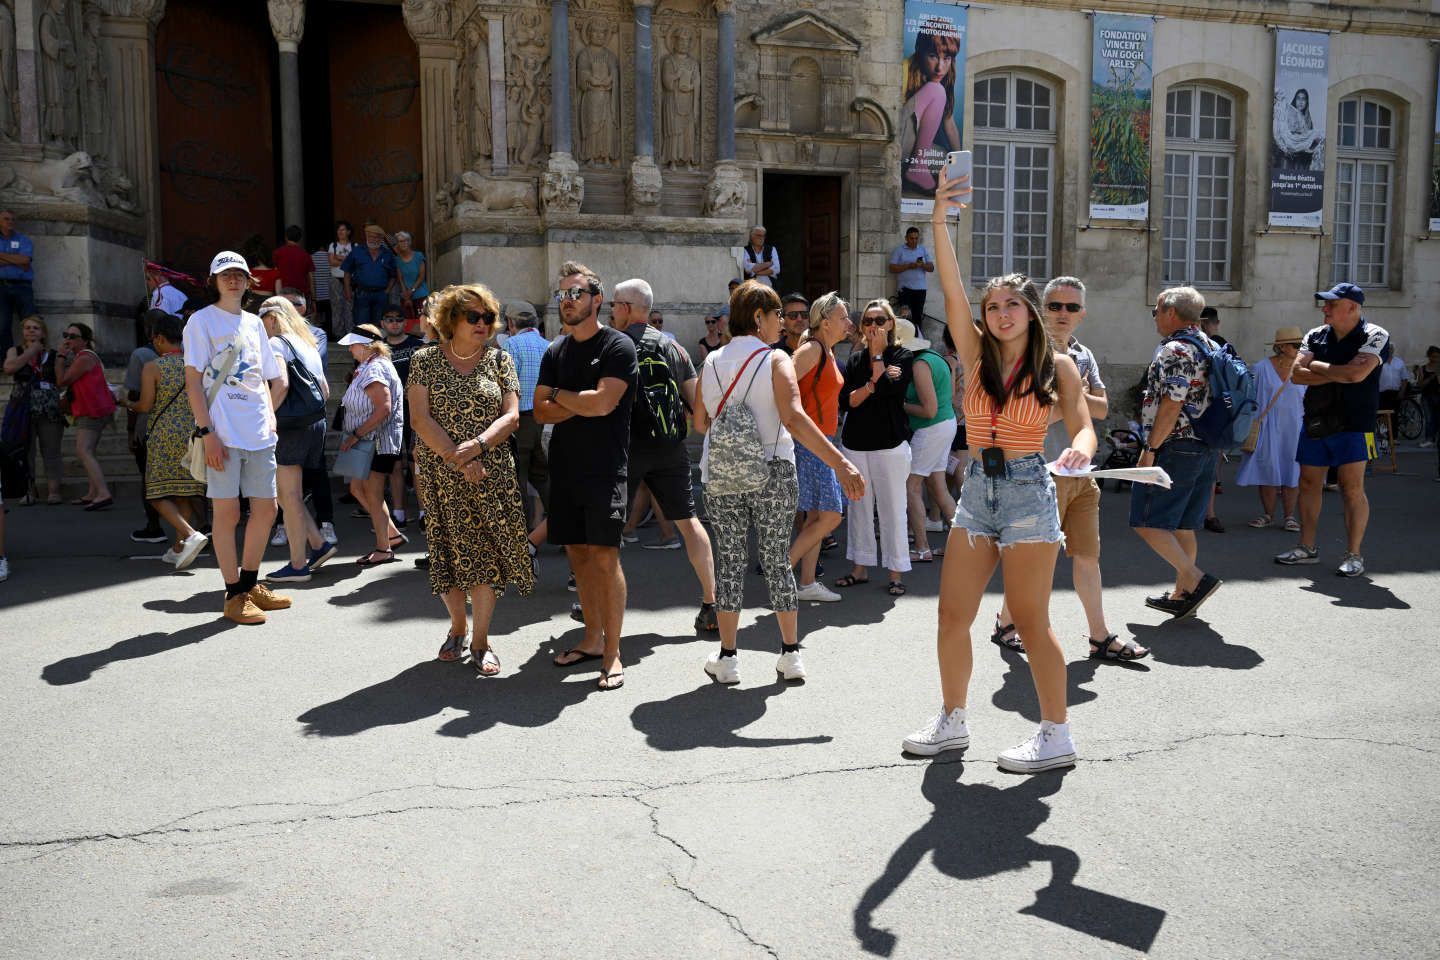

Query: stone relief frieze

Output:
[458, 18, 492, 166]
[574, 17, 621, 165]
[435, 169, 537, 219]
[267, 0, 304, 45]
[38, 0, 81, 150]
[402, 0, 452, 40]
[506, 7, 549, 169]
[0, 150, 137, 212]
[81, 1, 110, 159]
[658, 25, 701, 168]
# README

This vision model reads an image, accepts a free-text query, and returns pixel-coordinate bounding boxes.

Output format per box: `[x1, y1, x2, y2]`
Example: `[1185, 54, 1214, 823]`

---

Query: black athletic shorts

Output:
[626, 443, 696, 521]
[547, 477, 627, 547]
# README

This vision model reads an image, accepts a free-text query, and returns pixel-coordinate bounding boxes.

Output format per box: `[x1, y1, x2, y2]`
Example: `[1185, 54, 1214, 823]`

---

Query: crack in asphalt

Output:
[632, 795, 781, 960]
[2, 730, 1432, 857]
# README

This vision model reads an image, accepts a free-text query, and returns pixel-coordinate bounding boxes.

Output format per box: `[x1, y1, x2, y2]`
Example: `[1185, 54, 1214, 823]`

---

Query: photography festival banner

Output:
[1088, 12, 1153, 220]
[899, 1, 967, 215]
[1269, 29, 1329, 229]
[1430, 56, 1440, 233]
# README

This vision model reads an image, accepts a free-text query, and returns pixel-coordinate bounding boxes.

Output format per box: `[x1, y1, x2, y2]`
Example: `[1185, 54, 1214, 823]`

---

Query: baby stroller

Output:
[1094, 428, 1141, 491]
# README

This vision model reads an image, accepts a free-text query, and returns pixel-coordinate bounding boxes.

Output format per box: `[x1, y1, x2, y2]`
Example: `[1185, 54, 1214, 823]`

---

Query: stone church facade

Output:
[0, 0, 1437, 371]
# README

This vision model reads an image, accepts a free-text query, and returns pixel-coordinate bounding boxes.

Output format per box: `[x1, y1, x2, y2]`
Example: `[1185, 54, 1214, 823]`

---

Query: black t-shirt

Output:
[537, 325, 638, 493]
[1302, 319, 1391, 433]
[387, 335, 426, 385]
[839, 344, 914, 451]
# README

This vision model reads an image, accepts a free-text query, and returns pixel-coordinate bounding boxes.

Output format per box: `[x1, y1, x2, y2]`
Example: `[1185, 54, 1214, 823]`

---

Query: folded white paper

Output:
[1046, 461, 1173, 489]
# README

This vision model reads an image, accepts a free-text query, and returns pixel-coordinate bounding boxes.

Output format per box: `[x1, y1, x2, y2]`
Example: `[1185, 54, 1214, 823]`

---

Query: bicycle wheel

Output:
[1397, 397, 1424, 441]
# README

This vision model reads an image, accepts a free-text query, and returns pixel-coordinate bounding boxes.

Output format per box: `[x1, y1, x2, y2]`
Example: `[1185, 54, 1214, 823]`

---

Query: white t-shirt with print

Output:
[183, 304, 282, 451]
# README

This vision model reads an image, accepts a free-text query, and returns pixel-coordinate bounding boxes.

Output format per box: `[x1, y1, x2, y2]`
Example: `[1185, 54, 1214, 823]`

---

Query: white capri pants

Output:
[842, 441, 912, 573]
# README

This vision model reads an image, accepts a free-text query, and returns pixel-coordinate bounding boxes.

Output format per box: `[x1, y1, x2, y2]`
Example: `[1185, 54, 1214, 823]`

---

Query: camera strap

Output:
[988, 359, 1025, 450]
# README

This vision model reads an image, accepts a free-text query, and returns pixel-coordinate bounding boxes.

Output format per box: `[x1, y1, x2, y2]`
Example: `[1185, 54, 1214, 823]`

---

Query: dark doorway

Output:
[762, 173, 842, 303]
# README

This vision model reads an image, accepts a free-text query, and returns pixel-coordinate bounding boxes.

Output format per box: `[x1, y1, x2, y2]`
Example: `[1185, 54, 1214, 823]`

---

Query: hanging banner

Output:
[1269, 30, 1329, 229]
[899, 2, 968, 215]
[1430, 57, 1440, 233]
[1088, 13, 1153, 220]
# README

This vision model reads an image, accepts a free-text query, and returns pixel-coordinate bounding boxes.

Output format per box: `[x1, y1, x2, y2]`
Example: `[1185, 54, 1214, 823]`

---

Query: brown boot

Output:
[223, 592, 267, 625]
[248, 582, 292, 611]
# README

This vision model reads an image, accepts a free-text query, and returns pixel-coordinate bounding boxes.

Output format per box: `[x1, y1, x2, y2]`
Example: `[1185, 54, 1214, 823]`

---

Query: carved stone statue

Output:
[80, 1, 109, 158]
[659, 28, 701, 169]
[628, 156, 662, 212]
[704, 162, 746, 218]
[445, 171, 538, 217]
[460, 20, 492, 165]
[0, 151, 137, 211]
[575, 19, 620, 166]
[401, 0, 450, 40]
[267, 0, 305, 45]
[508, 48, 548, 168]
[38, 0, 81, 149]
[0, 1, 17, 142]
[541, 153, 584, 214]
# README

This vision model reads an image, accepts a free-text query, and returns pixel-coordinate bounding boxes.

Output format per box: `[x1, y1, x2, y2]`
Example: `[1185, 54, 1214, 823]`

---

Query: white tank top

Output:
[699, 335, 795, 483]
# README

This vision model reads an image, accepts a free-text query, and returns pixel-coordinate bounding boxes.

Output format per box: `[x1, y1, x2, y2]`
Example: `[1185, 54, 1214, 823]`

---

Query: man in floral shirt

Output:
[1129, 285, 1223, 620]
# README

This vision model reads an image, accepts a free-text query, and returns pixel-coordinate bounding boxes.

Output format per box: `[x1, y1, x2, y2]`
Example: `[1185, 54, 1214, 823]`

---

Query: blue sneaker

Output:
[307, 541, 339, 570]
[266, 562, 312, 583]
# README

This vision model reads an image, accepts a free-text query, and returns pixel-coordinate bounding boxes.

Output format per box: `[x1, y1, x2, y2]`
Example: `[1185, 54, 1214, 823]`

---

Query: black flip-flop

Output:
[553, 648, 603, 668]
[597, 671, 625, 691]
[887, 581, 908, 596]
[833, 574, 870, 588]
[83, 498, 114, 512]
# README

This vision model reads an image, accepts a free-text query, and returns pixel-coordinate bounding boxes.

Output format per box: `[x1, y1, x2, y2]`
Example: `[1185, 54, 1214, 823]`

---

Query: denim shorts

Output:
[951, 453, 1062, 548]
[1128, 437, 1217, 531]
[207, 445, 278, 500]
[1296, 431, 1370, 468]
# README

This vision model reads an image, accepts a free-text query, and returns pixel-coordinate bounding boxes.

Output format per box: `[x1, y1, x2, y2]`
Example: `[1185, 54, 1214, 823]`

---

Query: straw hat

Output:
[363, 222, 386, 239]
[1271, 326, 1304, 346]
[894, 316, 930, 352]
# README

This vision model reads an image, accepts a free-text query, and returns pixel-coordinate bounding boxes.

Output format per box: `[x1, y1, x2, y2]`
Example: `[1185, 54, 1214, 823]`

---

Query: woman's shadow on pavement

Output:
[296, 630, 686, 738]
[852, 760, 1166, 956]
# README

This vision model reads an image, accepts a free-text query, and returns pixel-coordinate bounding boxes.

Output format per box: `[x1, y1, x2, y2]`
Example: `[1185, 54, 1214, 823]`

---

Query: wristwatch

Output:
[193, 426, 212, 439]
[1141, 443, 1157, 454]
[477, 436, 489, 454]
[549, 386, 560, 402]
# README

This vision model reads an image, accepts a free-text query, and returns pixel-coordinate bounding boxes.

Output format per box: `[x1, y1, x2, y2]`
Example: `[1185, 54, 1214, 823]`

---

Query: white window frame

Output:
[1331, 95, 1396, 287]
[1161, 84, 1237, 289]
[971, 71, 1057, 281]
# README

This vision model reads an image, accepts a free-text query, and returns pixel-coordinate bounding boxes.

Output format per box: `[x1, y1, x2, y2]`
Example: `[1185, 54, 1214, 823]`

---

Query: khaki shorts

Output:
[1054, 474, 1100, 559]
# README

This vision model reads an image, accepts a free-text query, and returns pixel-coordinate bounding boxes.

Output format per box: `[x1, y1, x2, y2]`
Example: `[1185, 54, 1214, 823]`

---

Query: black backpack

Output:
[631, 328, 687, 449]
[274, 336, 328, 431]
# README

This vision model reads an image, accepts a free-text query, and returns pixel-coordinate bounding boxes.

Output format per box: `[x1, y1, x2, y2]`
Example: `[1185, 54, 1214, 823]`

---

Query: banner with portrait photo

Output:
[1269, 30, 1329, 229]
[899, 2, 967, 215]
[1088, 13, 1153, 220]
[1429, 57, 1440, 233]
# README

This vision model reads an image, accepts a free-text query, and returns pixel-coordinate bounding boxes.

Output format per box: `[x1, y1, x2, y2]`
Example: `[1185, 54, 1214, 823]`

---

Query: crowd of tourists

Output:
[0, 177, 1405, 772]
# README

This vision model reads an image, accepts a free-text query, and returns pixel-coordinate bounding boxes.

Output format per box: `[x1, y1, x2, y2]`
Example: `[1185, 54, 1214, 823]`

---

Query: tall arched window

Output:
[972, 72, 1056, 280]
[1161, 84, 1236, 287]
[1332, 95, 1396, 286]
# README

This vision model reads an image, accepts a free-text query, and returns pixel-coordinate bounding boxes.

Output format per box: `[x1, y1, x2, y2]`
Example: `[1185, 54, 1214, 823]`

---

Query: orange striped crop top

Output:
[962, 366, 1049, 452]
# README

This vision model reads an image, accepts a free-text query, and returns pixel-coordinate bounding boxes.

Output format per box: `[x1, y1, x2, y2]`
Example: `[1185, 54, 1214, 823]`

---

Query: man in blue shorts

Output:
[1276, 282, 1390, 577]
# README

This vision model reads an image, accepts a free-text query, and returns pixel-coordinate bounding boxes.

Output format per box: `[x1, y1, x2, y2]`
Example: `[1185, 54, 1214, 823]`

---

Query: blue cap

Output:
[1316, 282, 1365, 305]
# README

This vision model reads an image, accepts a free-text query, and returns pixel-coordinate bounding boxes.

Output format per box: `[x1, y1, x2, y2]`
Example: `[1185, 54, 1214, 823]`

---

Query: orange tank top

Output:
[799, 348, 843, 436]
[962, 362, 1048, 452]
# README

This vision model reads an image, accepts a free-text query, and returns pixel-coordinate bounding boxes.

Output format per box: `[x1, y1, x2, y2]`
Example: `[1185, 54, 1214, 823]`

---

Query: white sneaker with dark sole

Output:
[1337, 553, 1365, 577]
[997, 723, 1076, 773]
[775, 650, 806, 681]
[1274, 545, 1319, 565]
[903, 707, 970, 755]
[704, 651, 740, 685]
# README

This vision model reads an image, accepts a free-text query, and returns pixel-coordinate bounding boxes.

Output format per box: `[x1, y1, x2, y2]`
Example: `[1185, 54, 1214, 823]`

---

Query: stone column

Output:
[704, 0, 744, 218]
[13, 0, 40, 145]
[486, 14, 508, 176]
[542, 0, 582, 214]
[98, 0, 166, 251]
[627, 0, 660, 214]
[268, 0, 305, 234]
[401, 2, 460, 246]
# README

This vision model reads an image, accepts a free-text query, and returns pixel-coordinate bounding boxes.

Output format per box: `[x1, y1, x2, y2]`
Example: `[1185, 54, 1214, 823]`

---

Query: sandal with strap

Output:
[597, 670, 625, 691]
[471, 646, 501, 676]
[1089, 634, 1150, 661]
[357, 549, 397, 566]
[887, 580, 908, 596]
[437, 633, 466, 662]
[833, 574, 870, 588]
[990, 616, 1024, 652]
[1247, 514, 1272, 528]
[909, 548, 933, 563]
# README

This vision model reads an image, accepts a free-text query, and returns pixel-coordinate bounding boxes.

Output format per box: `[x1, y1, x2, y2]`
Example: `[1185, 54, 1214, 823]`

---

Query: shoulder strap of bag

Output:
[147, 360, 186, 426]
[1254, 363, 1292, 425]
[204, 336, 245, 408]
[715, 347, 771, 419]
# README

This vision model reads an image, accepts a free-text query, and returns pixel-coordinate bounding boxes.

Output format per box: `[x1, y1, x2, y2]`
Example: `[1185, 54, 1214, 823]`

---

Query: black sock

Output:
[718, 647, 737, 658]
[237, 569, 258, 594]
[224, 580, 246, 599]
[782, 642, 800, 654]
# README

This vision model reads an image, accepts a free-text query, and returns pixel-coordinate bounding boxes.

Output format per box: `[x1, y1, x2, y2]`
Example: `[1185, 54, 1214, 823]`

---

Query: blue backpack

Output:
[1174, 333, 1258, 450]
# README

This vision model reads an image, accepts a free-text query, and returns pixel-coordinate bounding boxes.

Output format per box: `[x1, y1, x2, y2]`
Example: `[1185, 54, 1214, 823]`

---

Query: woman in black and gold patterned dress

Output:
[407, 283, 534, 675]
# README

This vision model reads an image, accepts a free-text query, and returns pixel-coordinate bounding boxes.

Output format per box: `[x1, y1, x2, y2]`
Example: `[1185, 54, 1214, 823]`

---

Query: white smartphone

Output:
[941, 150, 974, 200]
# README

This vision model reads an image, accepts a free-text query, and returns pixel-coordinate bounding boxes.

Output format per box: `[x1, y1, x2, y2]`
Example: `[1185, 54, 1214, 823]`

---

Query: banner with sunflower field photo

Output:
[1088, 12, 1154, 220]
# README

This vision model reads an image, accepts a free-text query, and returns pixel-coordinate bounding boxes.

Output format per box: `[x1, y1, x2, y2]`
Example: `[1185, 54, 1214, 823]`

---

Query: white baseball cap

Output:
[209, 250, 254, 278]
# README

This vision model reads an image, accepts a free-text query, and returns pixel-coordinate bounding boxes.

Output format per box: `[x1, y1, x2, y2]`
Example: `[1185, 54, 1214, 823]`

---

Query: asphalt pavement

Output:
[2, 451, 1437, 959]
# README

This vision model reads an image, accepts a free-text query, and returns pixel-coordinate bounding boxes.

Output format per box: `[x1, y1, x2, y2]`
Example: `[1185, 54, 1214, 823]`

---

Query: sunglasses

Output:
[62, 332, 82, 340]
[463, 309, 497, 326]
[555, 288, 590, 302]
[784, 311, 808, 320]
[862, 316, 888, 327]
[705, 319, 719, 325]
[1046, 302, 1083, 314]
[1151, 307, 1161, 317]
